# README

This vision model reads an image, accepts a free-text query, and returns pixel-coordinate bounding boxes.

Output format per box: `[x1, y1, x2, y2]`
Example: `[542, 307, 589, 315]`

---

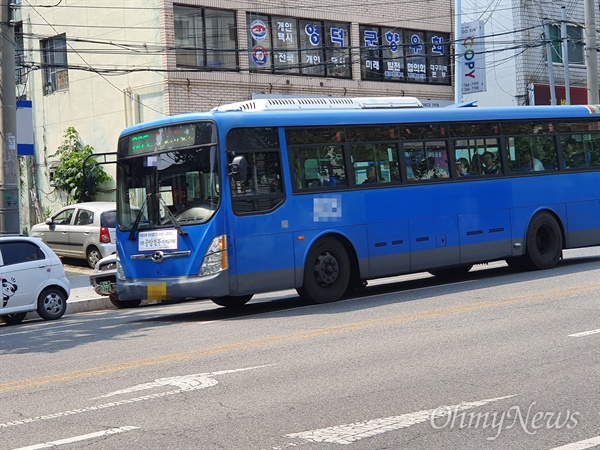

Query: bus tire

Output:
[506, 212, 563, 272]
[297, 237, 350, 304]
[108, 295, 141, 309]
[429, 265, 473, 278]
[211, 295, 253, 308]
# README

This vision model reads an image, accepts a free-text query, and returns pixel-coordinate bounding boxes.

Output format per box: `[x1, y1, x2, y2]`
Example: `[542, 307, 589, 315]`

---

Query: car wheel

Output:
[0, 313, 27, 325]
[37, 287, 67, 320]
[86, 246, 102, 268]
[108, 294, 141, 309]
[211, 295, 253, 308]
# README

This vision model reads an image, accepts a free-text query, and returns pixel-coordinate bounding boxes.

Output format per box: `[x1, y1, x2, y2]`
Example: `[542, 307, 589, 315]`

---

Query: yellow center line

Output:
[1, 284, 597, 393]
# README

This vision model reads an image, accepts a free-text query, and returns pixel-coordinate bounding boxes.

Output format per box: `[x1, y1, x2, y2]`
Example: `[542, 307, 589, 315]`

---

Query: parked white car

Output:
[30, 202, 117, 268]
[0, 236, 70, 325]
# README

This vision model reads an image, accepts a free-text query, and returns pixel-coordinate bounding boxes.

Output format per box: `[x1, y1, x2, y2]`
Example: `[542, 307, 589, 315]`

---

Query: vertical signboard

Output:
[460, 20, 486, 93]
[325, 22, 351, 78]
[427, 32, 450, 84]
[248, 15, 271, 71]
[272, 16, 299, 73]
[16, 100, 33, 156]
[406, 30, 427, 83]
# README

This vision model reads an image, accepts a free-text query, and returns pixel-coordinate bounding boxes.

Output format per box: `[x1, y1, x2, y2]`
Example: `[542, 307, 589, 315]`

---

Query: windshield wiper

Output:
[128, 193, 151, 241]
[158, 194, 188, 237]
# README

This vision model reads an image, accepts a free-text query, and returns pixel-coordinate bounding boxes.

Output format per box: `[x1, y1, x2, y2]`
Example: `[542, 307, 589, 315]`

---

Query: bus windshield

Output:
[117, 145, 220, 232]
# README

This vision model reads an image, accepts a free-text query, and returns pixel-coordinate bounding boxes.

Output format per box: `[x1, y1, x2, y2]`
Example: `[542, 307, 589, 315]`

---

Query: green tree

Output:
[52, 127, 112, 203]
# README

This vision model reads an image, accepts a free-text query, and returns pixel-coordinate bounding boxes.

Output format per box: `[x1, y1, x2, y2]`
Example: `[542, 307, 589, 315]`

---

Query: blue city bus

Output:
[115, 97, 600, 307]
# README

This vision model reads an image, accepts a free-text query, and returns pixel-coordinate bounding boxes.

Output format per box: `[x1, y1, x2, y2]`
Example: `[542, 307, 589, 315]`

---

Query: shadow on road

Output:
[1, 252, 598, 355]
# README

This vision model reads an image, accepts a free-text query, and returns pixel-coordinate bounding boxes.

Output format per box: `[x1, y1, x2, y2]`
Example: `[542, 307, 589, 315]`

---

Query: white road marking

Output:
[0, 366, 267, 429]
[93, 365, 268, 399]
[568, 329, 600, 337]
[283, 395, 515, 446]
[12, 426, 139, 450]
[549, 436, 600, 450]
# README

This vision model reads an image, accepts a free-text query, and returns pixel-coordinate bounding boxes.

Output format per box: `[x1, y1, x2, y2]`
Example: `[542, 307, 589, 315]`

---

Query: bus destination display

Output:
[128, 124, 196, 154]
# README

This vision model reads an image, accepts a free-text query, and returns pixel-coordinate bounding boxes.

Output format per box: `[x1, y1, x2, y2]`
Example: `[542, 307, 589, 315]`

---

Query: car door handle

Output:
[38, 264, 48, 269]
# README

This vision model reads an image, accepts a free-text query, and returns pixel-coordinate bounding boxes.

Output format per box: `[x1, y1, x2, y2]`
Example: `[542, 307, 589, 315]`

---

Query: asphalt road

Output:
[1, 247, 599, 450]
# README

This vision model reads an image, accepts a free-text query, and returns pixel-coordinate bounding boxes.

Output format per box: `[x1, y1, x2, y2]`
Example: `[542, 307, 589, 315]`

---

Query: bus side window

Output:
[351, 143, 397, 184]
[291, 145, 346, 190]
[404, 141, 448, 181]
[508, 136, 557, 172]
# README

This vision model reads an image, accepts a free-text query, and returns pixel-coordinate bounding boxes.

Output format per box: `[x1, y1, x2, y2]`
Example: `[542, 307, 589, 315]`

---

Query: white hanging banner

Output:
[460, 20, 486, 94]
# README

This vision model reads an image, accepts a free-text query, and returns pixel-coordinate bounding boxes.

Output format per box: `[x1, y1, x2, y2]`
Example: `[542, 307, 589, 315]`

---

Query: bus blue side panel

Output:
[458, 210, 512, 263]
[366, 221, 410, 278]
[566, 200, 600, 248]
[408, 215, 459, 271]
[233, 233, 295, 294]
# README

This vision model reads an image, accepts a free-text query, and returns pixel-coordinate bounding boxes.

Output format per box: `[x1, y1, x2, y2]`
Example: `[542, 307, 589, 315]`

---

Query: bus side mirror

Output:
[228, 156, 247, 181]
[84, 172, 96, 200]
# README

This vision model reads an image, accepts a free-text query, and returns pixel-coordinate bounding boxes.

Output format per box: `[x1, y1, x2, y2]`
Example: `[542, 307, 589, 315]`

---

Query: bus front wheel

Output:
[211, 295, 253, 308]
[507, 212, 563, 271]
[108, 295, 141, 309]
[297, 237, 350, 304]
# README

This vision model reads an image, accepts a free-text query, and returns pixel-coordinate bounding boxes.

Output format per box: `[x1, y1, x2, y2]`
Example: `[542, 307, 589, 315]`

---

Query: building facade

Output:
[15, 0, 456, 229]
[13, 1, 600, 229]
[460, 0, 599, 106]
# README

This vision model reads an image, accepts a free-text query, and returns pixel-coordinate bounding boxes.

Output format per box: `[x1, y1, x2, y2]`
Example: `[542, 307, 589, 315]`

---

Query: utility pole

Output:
[454, 0, 462, 104]
[561, 7, 571, 105]
[0, 1, 20, 234]
[544, 20, 557, 105]
[584, 0, 599, 104]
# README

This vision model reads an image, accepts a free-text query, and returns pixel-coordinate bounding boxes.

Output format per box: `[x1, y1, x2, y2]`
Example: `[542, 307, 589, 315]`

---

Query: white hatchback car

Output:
[30, 201, 117, 268]
[0, 236, 70, 325]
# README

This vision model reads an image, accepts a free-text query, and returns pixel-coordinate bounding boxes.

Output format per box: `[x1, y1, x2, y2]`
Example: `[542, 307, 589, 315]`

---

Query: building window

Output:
[247, 13, 351, 78]
[359, 26, 450, 84]
[549, 24, 584, 65]
[174, 6, 238, 70]
[41, 34, 68, 95]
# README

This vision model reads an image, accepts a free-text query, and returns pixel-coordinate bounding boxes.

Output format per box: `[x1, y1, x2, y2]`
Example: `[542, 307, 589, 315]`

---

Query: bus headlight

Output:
[116, 259, 126, 281]
[199, 235, 228, 277]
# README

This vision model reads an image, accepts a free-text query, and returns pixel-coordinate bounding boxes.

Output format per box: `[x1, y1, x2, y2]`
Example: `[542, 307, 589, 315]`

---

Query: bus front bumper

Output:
[117, 272, 229, 302]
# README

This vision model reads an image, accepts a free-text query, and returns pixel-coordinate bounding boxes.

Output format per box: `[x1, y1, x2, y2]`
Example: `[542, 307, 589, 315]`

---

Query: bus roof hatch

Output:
[212, 96, 423, 112]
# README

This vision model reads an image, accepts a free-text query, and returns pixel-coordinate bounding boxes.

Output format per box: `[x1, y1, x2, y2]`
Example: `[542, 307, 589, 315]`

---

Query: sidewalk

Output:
[65, 272, 115, 314]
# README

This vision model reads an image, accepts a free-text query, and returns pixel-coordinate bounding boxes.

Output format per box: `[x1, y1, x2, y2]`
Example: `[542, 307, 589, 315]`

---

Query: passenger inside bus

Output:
[456, 157, 472, 176]
[482, 151, 501, 174]
[518, 150, 544, 171]
[362, 165, 378, 183]
[563, 138, 591, 168]
[470, 153, 483, 174]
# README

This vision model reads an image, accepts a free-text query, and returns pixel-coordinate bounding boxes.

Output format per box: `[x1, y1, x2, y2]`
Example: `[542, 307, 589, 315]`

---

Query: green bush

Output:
[52, 127, 112, 203]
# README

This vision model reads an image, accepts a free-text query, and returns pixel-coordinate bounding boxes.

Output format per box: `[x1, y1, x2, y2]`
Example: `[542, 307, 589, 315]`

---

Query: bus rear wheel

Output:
[211, 295, 253, 308]
[506, 212, 563, 271]
[297, 237, 350, 304]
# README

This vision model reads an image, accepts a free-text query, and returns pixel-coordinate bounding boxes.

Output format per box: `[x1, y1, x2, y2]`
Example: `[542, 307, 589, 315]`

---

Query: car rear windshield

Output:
[101, 210, 116, 228]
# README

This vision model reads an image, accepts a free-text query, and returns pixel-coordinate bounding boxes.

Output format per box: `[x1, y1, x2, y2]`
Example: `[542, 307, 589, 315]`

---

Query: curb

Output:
[66, 296, 116, 314]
